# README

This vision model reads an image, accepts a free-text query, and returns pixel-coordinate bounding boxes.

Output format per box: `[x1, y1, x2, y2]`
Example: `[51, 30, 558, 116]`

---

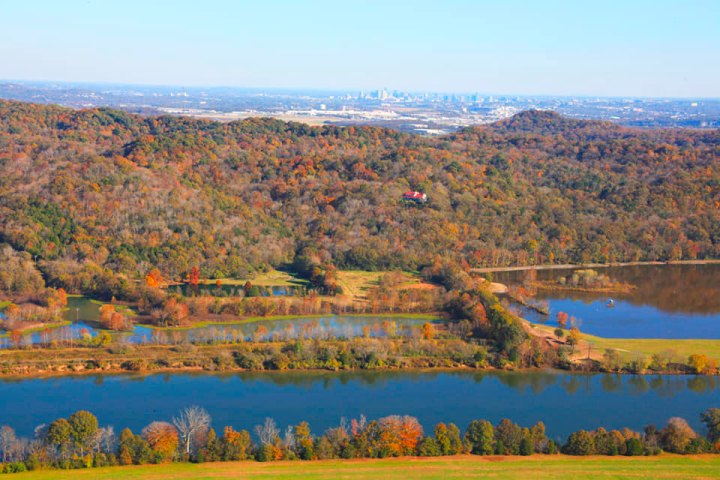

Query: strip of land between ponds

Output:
[137, 312, 446, 331]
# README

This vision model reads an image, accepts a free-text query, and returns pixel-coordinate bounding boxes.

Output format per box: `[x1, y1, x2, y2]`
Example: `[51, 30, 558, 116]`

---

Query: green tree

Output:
[495, 419, 523, 455]
[416, 437, 440, 456]
[700, 408, 720, 444]
[625, 437, 644, 456]
[529, 422, 547, 453]
[68, 411, 99, 456]
[433, 423, 461, 455]
[563, 430, 595, 455]
[464, 420, 494, 455]
[546, 439, 557, 454]
[46, 418, 72, 448]
[519, 437, 533, 456]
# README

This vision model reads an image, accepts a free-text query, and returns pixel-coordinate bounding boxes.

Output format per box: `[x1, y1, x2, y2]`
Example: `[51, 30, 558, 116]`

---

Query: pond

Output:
[167, 284, 302, 298]
[1, 370, 718, 441]
[1, 295, 438, 346]
[494, 264, 720, 339]
[126, 315, 438, 344]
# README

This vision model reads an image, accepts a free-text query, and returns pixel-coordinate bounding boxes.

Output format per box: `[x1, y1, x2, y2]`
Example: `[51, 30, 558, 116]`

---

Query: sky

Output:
[1, 0, 719, 98]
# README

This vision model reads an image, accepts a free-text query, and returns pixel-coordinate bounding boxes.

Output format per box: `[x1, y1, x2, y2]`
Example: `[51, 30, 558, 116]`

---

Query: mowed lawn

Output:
[17, 455, 720, 480]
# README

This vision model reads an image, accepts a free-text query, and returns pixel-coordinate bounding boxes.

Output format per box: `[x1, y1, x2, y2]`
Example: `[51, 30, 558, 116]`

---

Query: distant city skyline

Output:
[2, 0, 719, 98]
[7, 78, 719, 101]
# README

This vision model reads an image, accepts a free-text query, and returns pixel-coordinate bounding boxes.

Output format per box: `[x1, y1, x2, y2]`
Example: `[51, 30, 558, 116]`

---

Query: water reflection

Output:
[496, 264, 720, 338]
[2, 311, 440, 347]
[54, 369, 717, 397]
[1, 370, 718, 439]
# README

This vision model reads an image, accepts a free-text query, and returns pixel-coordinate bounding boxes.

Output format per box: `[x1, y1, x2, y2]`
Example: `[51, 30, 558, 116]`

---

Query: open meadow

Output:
[15, 455, 720, 480]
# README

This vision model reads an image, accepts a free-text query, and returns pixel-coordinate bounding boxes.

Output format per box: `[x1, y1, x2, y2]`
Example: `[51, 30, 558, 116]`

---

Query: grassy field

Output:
[16, 455, 720, 479]
[530, 322, 720, 363]
[204, 270, 307, 287]
[334, 270, 428, 302]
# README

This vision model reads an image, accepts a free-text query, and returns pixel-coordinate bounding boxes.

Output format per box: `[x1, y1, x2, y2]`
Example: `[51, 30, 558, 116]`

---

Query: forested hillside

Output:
[1, 100, 719, 287]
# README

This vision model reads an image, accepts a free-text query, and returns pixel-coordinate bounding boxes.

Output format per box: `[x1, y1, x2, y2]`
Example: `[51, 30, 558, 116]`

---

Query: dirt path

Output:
[522, 321, 605, 362]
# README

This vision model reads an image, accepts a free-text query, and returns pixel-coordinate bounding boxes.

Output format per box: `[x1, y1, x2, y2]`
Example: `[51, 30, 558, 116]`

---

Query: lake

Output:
[0, 370, 718, 442]
[494, 264, 720, 339]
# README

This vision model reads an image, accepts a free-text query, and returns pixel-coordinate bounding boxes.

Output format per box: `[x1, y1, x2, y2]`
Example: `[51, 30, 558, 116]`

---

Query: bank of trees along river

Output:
[1, 405, 719, 474]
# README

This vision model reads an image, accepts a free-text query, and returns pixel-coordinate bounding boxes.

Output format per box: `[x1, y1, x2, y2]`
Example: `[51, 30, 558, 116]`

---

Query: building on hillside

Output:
[403, 191, 427, 204]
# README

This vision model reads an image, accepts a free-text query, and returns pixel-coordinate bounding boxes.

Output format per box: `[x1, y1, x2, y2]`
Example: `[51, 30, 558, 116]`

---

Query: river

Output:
[1, 370, 718, 441]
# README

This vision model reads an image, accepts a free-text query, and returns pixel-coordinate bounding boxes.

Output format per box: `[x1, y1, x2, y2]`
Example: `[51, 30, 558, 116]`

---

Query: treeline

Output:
[1, 101, 720, 294]
[1, 407, 719, 473]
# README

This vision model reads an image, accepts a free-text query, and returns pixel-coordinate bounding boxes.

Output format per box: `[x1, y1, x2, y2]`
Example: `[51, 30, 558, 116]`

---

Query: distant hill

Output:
[0, 100, 719, 283]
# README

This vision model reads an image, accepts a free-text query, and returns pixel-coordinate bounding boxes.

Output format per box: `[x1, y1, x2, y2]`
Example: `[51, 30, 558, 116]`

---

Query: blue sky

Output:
[2, 0, 719, 97]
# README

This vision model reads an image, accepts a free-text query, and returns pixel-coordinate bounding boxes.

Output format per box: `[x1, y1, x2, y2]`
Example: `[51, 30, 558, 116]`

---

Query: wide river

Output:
[1, 370, 718, 441]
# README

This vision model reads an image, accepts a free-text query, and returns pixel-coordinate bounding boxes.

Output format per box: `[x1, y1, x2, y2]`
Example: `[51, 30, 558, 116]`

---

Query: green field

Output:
[531, 322, 720, 363]
[15, 455, 720, 479]
[208, 270, 307, 287]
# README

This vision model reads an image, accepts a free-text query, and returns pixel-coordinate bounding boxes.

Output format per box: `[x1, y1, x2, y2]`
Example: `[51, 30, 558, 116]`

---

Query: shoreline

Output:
[471, 259, 720, 273]
[0, 344, 712, 380]
[0, 362, 711, 381]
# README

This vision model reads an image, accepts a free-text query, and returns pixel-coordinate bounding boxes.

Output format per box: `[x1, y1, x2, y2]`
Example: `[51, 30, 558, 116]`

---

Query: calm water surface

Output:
[1, 370, 718, 441]
[0, 295, 435, 346]
[495, 264, 720, 339]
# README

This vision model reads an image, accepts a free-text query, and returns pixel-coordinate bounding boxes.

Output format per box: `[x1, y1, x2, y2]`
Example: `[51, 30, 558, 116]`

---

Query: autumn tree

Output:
[688, 354, 708, 374]
[293, 421, 314, 460]
[556, 312, 568, 328]
[375, 415, 424, 457]
[221, 426, 253, 461]
[187, 267, 201, 286]
[142, 421, 178, 461]
[567, 328, 582, 354]
[660, 417, 697, 453]
[421, 322, 434, 340]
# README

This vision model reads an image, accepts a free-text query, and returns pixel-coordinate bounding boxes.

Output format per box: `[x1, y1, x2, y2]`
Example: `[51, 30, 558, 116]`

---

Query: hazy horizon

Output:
[2, 0, 719, 98]
[3, 78, 720, 101]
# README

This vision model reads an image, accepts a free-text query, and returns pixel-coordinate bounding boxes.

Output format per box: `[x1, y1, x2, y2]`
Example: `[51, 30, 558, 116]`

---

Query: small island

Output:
[534, 269, 636, 294]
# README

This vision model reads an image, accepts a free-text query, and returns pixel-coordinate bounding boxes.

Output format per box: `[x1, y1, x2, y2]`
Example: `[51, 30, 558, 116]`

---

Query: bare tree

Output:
[255, 417, 279, 446]
[88, 426, 116, 454]
[282, 425, 295, 451]
[0, 426, 17, 463]
[173, 406, 211, 455]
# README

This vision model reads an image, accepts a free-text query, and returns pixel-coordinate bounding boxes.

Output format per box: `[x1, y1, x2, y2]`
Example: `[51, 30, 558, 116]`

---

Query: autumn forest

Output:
[1, 100, 719, 295]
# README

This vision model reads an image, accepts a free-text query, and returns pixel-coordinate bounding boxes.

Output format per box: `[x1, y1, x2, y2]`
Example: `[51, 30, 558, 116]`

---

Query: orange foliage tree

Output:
[142, 421, 179, 461]
[376, 415, 424, 456]
[421, 322, 434, 340]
